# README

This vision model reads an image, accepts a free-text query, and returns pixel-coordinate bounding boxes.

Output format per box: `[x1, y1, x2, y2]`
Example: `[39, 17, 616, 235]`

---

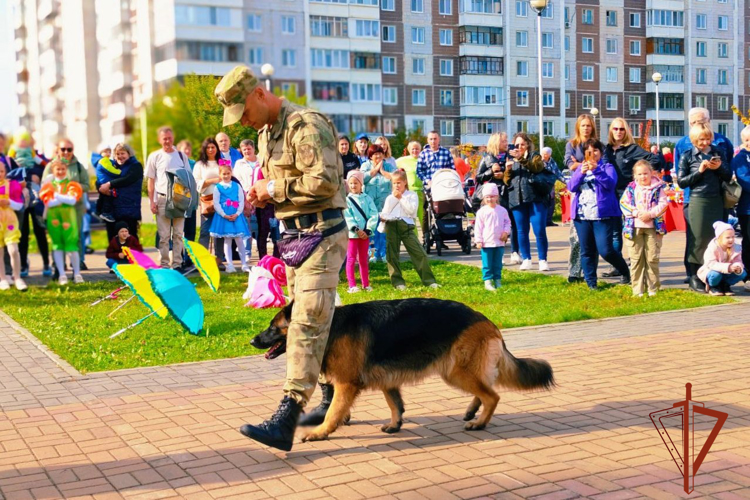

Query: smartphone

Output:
[507, 144, 517, 151]
[711, 156, 721, 163]
[585, 150, 594, 163]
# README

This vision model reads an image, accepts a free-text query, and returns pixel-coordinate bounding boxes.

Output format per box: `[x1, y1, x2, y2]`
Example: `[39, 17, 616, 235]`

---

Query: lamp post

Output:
[590, 107, 599, 136]
[261, 63, 275, 92]
[530, 0, 549, 151]
[652, 72, 663, 149]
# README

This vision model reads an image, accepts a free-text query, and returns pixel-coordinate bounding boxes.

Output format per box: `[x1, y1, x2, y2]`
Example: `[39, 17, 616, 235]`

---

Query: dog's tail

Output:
[496, 339, 555, 391]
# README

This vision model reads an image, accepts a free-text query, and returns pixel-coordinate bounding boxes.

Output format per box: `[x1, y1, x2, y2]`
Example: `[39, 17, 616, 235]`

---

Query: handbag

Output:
[722, 178, 742, 209]
[277, 220, 347, 268]
[200, 194, 215, 215]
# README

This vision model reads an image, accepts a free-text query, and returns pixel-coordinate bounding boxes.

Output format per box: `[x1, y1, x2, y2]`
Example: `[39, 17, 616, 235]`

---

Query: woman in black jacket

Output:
[678, 123, 732, 291]
[475, 132, 519, 261]
[338, 135, 361, 181]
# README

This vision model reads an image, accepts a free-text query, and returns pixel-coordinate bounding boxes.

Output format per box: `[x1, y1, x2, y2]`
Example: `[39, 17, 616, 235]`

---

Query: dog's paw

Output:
[462, 410, 477, 421]
[301, 430, 329, 442]
[464, 420, 487, 431]
[344, 413, 351, 425]
[380, 421, 402, 434]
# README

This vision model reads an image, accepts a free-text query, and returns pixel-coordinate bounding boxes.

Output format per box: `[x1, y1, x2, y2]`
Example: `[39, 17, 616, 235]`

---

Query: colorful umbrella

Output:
[147, 268, 204, 335]
[183, 239, 220, 292]
[112, 264, 168, 319]
[123, 247, 160, 269]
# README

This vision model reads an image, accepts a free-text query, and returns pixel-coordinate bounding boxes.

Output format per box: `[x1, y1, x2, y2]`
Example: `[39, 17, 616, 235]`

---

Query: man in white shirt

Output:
[233, 139, 259, 264]
[145, 126, 190, 269]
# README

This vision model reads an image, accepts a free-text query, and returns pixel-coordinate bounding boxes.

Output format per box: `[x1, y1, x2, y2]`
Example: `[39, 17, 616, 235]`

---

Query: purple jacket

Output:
[567, 160, 621, 219]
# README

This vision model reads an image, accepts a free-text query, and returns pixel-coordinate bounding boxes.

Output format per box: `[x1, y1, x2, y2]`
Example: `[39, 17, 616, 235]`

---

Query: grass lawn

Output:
[1, 260, 731, 373]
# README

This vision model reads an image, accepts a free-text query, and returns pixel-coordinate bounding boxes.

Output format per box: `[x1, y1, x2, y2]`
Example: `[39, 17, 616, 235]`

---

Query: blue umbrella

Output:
[146, 268, 204, 335]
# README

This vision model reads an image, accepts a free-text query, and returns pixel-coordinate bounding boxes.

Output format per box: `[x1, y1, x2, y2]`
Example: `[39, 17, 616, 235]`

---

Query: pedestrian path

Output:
[1, 301, 750, 498]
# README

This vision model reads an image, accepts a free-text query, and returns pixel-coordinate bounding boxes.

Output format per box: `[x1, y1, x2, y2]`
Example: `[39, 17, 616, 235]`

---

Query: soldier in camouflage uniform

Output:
[215, 66, 347, 451]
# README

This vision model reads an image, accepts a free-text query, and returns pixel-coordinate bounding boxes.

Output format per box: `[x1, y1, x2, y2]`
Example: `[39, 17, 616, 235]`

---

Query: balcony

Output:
[459, 56, 504, 76]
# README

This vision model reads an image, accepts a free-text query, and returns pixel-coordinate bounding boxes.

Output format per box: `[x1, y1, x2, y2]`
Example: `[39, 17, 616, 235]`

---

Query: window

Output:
[439, 0, 452, 15]
[440, 29, 453, 46]
[542, 62, 553, 78]
[582, 66, 594, 81]
[629, 67, 641, 83]
[630, 40, 641, 56]
[460, 56, 504, 75]
[606, 67, 618, 82]
[176, 6, 232, 26]
[652, 38, 684, 55]
[412, 119, 426, 133]
[718, 69, 728, 85]
[606, 10, 617, 26]
[281, 83, 298, 97]
[349, 0, 377, 4]
[646, 10, 684, 27]
[647, 64, 684, 83]
[311, 16, 348, 37]
[383, 87, 397, 105]
[565, 36, 569, 52]
[440, 89, 454, 106]
[718, 16, 728, 30]
[440, 120, 454, 137]
[312, 82, 349, 102]
[582, 37, 593, 53]
[247, 14, 261, 31]
[631, 122, 642, 138]
[354, 19, 379, 37]
[440, 59, 453, 76]
[412, 27, 425, 44]
[716, 123, 728, 136]
[459, 0, 501, 14]
[517, 121, 529, 133]
[582, 9, 593, 24]
[542, 33, 553, 49]
[310, 49, 350, 69]
[542, 4, 553, 18]
[565, 92, 571, 109]
[411, 0, 423, 12]
[383, 118, 398, 136]
[516, 31, 528, 47]
[351, 83, 382, 102]
[543, 121, 554, 136]
[696, 68, 707, 84]
[718, 43, 728, 58]
[459, 26, 503, 46]
[382, 25, 396, 42]
[382, 56, 396, 74]
[517, 60, 528, 77]
[413, 58, 425, 75]
[629, 95, 641, 111]
[630, 12, 641, 28]
[696, 41, 707, 57]
[381, 0, 395, 11]
[718, 96, 729, 111]
[695, 95, 707, 108]
[248, 47, 262, 65]
[516, 90, 529, 107]
[281, 16, 296, 34]
[606, 39, 618, 54]
[582, 94, 594, 109]
[282, 49, 296, 67]
[606, 95, 618, 110]
[516, 0, 528, 17]
[461, 86, 503, 104]
[412, 89, 426, 106]
[543, 91, 554, 108]
[352, 52, 380, 69]
[696, 14, 707, 29]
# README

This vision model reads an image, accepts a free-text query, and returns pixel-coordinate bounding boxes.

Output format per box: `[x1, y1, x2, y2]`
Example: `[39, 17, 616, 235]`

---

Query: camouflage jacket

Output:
[258, 100, 346, 219]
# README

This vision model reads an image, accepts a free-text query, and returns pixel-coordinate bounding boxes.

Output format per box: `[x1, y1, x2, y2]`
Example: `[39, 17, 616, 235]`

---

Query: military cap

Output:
[215, 65, 260, 127]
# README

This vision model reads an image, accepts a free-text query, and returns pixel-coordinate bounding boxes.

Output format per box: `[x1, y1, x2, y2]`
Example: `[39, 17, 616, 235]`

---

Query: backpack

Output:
[165, 152, 198, 219]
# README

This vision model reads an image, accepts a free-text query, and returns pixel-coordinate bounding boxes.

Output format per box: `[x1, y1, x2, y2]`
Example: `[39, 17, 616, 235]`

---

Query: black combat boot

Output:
[298, 383, 333, 427]
[239, 396, 302, 451]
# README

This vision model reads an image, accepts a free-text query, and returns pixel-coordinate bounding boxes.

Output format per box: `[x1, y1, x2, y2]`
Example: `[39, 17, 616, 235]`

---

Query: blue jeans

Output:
[106, 258, 128, 269]
[511, 201, 548, 261]
[706, 270, 747, 287]
[372, 228, 386, 260]
[481, 246, 505, 282]
[574, 217, 630, 288]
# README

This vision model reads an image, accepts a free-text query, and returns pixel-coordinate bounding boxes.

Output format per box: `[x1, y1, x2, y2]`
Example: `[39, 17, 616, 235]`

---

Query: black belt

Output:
[283, 209, 343, 230]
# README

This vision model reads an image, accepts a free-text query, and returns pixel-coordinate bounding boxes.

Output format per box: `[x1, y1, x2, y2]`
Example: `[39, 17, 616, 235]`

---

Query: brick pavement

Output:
[2, 301, 750, 499]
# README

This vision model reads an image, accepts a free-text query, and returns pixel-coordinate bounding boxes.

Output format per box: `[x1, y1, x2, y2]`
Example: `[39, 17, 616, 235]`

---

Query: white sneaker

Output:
[648, 291, 657, 297]
[429, 283, 441, 289]
[395, 284, 406, 291]
[539, 260, 550, 272]
[484, 280, 496, 291]
[744, 281, 750, 292]
[510, 252, 522, 265]
[519, 259, 532, 271]
[59, 275, 69, 286]
[15, 278, 28, 292]
[74, 274, 85, 284]
[0, 280, 9, 291]
[225, 264, 236, 274]
[347, 286, 360, 294]
[364, 286, 373, 292]
[241, 265, 250, 273]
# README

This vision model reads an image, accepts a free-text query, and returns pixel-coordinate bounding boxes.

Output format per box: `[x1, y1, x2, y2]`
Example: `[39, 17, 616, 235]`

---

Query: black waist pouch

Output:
[277, 220, 346, 268]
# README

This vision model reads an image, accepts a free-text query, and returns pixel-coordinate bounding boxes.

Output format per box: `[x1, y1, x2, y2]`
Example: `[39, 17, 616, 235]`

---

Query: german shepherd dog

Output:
[251, 298, 554, 442]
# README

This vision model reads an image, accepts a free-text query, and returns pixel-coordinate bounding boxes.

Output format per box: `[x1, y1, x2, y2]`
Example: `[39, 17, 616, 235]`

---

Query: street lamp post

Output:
[652, 72, 663, 149]
[590, 107, 599, 135]
[261, 63, 275, 92]
[530, 0, 549, 151]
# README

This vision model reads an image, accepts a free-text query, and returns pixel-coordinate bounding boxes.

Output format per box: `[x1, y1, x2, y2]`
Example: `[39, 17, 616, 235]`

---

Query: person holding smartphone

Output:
[677, 123, 732, 292]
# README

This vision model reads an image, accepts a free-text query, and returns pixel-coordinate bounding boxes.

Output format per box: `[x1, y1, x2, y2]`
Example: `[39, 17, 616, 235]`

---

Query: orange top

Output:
[39, 179, 83, 205]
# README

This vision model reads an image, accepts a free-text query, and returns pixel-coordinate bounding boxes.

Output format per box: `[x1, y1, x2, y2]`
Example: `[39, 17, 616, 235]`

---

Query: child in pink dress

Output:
[474, 183, 512, 291]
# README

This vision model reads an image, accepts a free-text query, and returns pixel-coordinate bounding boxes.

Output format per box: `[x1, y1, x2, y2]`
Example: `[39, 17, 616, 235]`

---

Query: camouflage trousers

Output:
[283, 218, 347, 407]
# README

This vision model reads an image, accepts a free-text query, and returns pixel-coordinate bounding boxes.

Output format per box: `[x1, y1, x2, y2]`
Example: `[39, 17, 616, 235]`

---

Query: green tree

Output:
[389, 127, 427, 158]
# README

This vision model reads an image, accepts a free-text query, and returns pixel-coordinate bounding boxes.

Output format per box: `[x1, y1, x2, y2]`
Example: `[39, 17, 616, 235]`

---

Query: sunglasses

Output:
[59, 147, 74, 152]
[611, 127, 626, 132]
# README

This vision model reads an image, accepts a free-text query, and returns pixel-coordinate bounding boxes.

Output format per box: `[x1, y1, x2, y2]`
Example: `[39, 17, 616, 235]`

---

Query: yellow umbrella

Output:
[184, 239, 221, 292]
[112, 264, 169, 319]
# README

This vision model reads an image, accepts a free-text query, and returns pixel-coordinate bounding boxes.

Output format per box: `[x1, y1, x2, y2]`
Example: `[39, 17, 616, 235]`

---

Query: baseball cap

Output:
[215, 66, 260, 127]
[355, 133, 369, 142]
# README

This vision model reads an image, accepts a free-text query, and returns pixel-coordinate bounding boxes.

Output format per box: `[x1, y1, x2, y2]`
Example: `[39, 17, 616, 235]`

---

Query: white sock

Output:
[70, 252, 81, 276]
[7, 244, 20, 280]
[235, 237, 246, 264]
[224, 239, 234, 267]
[53, 250, 65, 276]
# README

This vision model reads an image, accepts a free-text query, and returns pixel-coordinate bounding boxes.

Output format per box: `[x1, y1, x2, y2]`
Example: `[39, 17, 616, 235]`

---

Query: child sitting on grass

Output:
[343, 170, 378, 293]
[105, 221, 143, 270]
[697, 221, 746, 296]
[474, 183, 511, 291]
[381, 169, 439, 290]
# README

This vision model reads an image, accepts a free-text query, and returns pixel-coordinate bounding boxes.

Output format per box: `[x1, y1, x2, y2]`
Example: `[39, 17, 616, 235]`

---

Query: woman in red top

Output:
[450, 147, 471, 182]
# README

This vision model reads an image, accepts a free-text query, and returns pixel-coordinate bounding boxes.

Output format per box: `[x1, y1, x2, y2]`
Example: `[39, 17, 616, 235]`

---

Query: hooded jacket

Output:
[619, 177, 668, 239]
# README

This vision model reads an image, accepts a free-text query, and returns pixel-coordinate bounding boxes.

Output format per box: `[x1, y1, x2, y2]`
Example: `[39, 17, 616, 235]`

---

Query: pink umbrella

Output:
[257, 255, 287, 286]
[245, 276, 286, 309]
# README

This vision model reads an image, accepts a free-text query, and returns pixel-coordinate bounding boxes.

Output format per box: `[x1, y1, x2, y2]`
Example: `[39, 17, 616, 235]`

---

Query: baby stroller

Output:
[423, 169, 472, 256]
